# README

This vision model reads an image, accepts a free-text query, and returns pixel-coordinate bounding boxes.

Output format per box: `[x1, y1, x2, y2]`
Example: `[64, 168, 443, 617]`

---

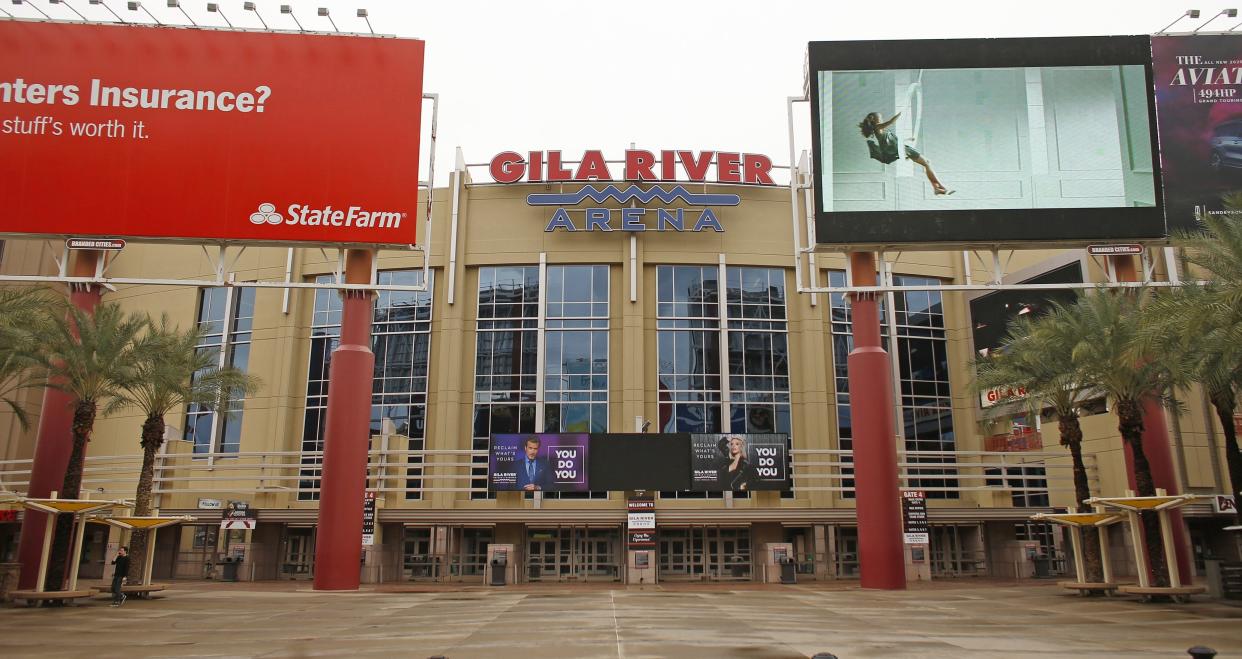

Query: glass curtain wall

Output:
[299, 271, 432, 500]
[185, 286, 256, 456]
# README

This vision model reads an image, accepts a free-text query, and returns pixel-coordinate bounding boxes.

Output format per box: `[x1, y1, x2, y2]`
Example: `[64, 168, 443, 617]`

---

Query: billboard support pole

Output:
[846, 251, 906, 590]
[16, 249, 105, 590]
[313, 248, 376, 591]
[1110, 254, 1195, 584]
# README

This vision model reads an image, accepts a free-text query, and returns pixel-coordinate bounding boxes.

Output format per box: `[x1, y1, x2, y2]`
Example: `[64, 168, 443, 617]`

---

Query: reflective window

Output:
[657, 265, 791, 499]
[300, 271, 433, 500]
[184, 286, 256, 456]
[828, 271, 957, 498]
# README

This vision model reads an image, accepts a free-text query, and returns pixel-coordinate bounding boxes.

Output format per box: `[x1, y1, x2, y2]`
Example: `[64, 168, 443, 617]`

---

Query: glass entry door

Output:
[283, 527, 314, 579]
[525, 527, 621, 581]
[658, 527, 751, 581]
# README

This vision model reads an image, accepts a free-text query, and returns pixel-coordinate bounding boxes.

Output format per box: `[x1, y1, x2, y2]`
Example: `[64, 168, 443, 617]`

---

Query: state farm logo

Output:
[246, 202, 408, 230]
[250, 203, 283, 225]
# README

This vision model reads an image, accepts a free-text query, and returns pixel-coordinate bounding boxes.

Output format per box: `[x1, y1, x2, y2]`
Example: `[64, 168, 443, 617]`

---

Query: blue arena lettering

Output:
[543, 208, 726, 233]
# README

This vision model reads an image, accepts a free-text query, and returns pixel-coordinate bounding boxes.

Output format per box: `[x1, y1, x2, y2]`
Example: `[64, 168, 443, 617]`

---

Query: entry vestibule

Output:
[525, 526, 622, 582]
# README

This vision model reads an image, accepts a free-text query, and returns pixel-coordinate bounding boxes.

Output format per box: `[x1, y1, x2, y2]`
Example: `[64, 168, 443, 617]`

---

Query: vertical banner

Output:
[488, 434, 590, 492]
[902, 490, 929, 544]
[1152, 34, 1242, 230]
[361, 491, 376, 546]
[689, 433, 789, 491]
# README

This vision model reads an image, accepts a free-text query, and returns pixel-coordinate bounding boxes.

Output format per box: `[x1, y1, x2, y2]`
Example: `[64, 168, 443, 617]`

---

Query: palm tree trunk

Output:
[44, 399, 96, 592]
[1209, 389, 1242, 527]
[1060, 414, 1103, 582]
[1116, 398, 1170, 587]
[127, 414, 165, 580]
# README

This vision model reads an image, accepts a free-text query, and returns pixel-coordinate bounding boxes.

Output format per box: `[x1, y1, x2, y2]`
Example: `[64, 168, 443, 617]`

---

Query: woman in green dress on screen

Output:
[859, 112, 953, 196]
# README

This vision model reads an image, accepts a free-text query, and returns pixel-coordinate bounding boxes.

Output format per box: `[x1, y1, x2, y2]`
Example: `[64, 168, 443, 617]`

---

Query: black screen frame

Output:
[807, 35, 1166, 248]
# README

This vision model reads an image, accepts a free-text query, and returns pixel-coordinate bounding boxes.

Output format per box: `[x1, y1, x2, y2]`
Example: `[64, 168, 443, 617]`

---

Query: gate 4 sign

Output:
[362, 491, 377, 546]
[902, 490, 929, 544]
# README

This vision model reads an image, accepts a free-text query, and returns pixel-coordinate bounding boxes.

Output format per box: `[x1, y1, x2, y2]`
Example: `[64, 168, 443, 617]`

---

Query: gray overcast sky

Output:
[9, 0, 1233, 183]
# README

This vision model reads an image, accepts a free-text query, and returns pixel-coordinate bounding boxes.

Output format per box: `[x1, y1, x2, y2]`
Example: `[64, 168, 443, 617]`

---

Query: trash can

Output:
[220, 557, 239, 582]
[490, 558, 506, 586]
[528, 562, 541, 580]
[780, 558, 797, 584]
[1032, 557, 1052, 578]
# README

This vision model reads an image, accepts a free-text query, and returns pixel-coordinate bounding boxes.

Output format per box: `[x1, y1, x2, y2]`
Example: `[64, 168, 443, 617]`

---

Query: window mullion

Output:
[207, 284, 235, 463]
[717, 256, 731, 432]
[535, 254, 548, 433]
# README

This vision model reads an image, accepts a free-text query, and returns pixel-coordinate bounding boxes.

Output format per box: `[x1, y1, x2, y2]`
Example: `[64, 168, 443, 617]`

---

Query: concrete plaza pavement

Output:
[1, 580, 1240, 658]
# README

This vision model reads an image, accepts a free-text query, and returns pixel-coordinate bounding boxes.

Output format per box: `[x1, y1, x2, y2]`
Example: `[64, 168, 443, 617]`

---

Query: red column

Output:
[1112, 255, 1193, 582]
[846, 252, 906, 590]
[17, 251, 103, 589]
[313, 250, 376, 591]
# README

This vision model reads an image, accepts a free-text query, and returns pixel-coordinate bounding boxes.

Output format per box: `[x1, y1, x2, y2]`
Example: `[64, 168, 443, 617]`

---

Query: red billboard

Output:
[0, 22, 424, 246]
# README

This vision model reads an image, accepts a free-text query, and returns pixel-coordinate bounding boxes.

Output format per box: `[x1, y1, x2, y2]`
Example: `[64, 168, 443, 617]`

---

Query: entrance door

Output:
[402, 527, 436, 580]
[527, 530, 558, 581]
[283, 528, 314, 579]
[834, 526, 860, 578]
[707, 528, 751, 580]
[658, 528, 698, 580]
[574, 528, 620, 580]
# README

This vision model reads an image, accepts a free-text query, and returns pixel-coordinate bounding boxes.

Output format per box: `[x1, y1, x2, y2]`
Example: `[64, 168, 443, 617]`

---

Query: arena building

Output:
[0, 153, 1237, 586]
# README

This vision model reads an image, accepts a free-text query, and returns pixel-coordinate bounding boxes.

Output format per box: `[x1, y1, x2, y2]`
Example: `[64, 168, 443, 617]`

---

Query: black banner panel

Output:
[807, 35, 1168, 247]
[587, 433, 691, 492]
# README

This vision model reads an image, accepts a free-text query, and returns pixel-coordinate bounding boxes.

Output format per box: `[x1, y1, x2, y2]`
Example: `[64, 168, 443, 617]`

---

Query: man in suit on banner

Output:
[515, 436, 550, 491]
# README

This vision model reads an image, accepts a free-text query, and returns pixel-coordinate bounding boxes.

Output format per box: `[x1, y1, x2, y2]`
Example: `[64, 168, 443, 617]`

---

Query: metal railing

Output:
[0, 446, 1095, 501]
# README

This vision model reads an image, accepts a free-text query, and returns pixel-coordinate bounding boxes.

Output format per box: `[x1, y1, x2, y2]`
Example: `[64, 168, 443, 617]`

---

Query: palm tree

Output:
[973, 314, 1103, 582]
[1038, 290, 1187, 588]
[0, 287, 55, 431]
[118, 315, 260, 575]
[1141, 206, 1242, 525]
[27, 302, 148, 590]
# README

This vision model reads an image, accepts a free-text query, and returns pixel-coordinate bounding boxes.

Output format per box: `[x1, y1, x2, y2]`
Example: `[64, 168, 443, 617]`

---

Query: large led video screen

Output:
[808, 36, 1166, 246]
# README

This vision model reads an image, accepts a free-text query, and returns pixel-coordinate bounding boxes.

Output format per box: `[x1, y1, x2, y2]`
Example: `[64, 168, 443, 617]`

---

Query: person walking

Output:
[110, 546, 130, 606]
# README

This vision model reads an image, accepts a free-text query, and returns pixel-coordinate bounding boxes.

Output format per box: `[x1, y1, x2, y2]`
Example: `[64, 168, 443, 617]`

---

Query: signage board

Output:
[488, 433, 590, 492]
[980, 385, 1029, 409]
[489, 149, 774, 234]
[66, 237, 125, 251]
[1087, 244, 1144, 256]
[1151, 34, 1242, 233]
[628, 530, 656, 548]
[197, 498, 222, 510]
[0, 21, 424, 246]
[361, 491, 376, 546]
[1213, 494, 1237, 515]
[628, 493, 655, 511]
[808, 35, 1165, 246]
[220, 500, 256, 530]
[902, 490, 929, 544]
[689, 433, 790, 491]
[0, 510, 17, 523]
[627, 512, 656, 530]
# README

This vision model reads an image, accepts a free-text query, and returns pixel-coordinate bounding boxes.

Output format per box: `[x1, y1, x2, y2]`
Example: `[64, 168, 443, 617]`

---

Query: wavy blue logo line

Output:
[527, 184, 741, 207]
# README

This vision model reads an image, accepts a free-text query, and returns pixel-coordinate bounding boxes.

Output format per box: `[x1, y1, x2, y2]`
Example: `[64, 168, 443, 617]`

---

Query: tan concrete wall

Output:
[0, 180, 1230, 524]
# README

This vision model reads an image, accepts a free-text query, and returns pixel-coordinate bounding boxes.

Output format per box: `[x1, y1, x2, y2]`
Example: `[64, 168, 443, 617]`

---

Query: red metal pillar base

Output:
[16, 251, 103, 590]
[1112, 254, 1193, 582]
[847, 252, 906, 590]
[313, 250, 375, 591]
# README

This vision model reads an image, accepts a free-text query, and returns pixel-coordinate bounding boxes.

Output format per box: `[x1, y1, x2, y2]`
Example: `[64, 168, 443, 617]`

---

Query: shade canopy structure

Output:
[16, 496, 128, 593]
[1085, 492, 1204, 594]
[1032, 511, 1125, 591]
[92, 514, 195, 586]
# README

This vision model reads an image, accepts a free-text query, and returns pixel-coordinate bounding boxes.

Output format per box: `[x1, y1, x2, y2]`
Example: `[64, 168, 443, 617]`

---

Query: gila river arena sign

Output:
[0, 21, 425, 246]
[489, 149, 775, 233]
